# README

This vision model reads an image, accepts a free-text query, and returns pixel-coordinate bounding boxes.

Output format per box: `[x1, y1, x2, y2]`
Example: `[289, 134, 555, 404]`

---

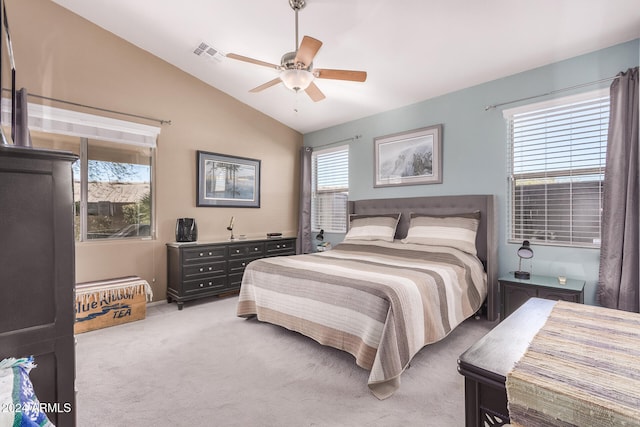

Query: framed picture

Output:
[196, 151, 260, 207]
[374, 124, 442, 187]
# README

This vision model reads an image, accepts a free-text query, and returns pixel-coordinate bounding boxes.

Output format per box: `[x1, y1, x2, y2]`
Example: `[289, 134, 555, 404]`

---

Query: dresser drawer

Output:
[228, 272, 244, 289]
[228, 257, 259, 274]
[183, 276, 227, 295]
[265, 239, 295, 256]
[183, 246, 226, 263]
[228, 242, 264, 258]
[183, 261, 226, 279]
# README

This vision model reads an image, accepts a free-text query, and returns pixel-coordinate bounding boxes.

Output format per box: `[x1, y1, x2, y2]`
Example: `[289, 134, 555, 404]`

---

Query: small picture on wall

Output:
[374, 124, 442, 187]
[196, 151, 261, 207]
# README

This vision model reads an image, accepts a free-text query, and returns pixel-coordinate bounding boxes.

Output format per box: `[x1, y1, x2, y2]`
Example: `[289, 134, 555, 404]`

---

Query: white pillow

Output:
[402, 211, 480, 255]
[344, 213, 401, 242]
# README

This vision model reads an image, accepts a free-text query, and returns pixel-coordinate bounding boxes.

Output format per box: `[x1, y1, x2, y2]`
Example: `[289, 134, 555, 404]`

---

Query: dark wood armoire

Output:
[0, 145, 77, 426]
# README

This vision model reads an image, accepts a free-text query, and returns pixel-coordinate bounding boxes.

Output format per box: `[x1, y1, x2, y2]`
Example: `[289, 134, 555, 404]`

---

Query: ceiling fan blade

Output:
[227, 53, 280, 70]
[305, 82, 326, 102]
[314, 69, 367, 82]
[249, 78, 282, 93]
[294, 36, 323, 68]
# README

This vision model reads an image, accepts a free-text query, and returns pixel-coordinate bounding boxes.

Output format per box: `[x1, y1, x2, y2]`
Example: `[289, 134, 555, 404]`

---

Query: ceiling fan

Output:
[226, 0, 367, 102]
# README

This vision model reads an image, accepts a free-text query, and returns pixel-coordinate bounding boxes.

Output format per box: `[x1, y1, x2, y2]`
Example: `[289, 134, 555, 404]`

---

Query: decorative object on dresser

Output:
[175, 218, 198, 242]
[226, 216, 235, 240]
[166, 237, 296, 309]
[196, 151, 261, 208]
[0, 146, 77, 426]
[499, 274, 584, 320]
[374, 124, 443, 187]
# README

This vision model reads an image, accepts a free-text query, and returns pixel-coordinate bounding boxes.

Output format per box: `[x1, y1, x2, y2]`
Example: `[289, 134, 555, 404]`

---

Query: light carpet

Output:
[75, 295, 494, 426]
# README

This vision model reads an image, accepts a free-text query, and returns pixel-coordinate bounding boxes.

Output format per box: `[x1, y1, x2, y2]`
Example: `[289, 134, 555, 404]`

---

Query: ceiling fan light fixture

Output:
[280, 69, 314, 92]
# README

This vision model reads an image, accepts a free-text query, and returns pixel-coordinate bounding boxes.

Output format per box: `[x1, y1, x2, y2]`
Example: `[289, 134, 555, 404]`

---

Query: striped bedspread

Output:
[236, 240, 487, 399]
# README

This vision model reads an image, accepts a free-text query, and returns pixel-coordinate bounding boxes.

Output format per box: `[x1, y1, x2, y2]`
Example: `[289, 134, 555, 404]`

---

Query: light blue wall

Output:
[304, 39, 640, 306]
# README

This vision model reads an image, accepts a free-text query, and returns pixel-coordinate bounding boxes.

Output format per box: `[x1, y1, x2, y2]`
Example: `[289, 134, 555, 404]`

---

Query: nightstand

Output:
[499, 274, 584, 320]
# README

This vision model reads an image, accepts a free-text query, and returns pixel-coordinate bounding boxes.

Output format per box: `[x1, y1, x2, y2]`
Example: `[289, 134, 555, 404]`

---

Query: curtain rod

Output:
[484, 75, 619, 111]
[1, 88, 171, 125]
[309, 134, 362, 150]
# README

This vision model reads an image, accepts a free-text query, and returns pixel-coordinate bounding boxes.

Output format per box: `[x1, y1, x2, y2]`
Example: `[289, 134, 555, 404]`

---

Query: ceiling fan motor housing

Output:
[281, 51, 311, 70]
[289, 0, 305, 11]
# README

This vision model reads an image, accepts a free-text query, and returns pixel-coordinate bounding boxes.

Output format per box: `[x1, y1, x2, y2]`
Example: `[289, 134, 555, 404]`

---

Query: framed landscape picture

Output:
[196, 151, 260, 207]
[374, 124, 442, 187]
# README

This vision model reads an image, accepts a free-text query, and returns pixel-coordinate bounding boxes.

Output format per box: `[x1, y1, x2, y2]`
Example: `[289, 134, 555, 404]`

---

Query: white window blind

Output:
[1, 99, 160, 147]
[505, 90, 609, 248]
[312, 145, 349, 233]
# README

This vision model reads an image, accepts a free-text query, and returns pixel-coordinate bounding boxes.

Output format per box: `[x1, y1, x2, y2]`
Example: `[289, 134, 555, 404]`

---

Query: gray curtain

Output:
[597, 67, 639, 312]
[297, 146, 313, 254]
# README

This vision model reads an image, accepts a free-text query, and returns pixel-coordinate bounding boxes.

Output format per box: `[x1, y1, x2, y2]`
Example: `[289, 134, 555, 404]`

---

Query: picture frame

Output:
[196, 151, 261, 207]
[374, 124, 442, 187]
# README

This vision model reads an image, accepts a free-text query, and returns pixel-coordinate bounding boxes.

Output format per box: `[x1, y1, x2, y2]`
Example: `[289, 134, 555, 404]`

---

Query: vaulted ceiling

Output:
[51, 0, 640, 134]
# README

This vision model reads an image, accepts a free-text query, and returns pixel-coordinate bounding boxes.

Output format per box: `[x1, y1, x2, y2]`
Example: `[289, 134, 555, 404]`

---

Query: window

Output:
[505, 90, 609, 248]
[4, 101, 160, 241]
[312, 146, 349, 233]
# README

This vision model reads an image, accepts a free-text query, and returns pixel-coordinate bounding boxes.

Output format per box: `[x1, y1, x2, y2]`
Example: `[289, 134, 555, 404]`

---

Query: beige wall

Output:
[6, 0, 302, 300]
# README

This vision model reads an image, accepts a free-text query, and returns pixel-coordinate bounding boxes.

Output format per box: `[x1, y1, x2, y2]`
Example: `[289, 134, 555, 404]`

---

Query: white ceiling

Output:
[50, 0, 640, 134]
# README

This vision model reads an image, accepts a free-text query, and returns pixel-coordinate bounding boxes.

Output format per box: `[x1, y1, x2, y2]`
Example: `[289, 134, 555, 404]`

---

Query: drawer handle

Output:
[254, 247, 259, 251]
[241, 262, 246, 267]
[199, 252, 204, 257]
[236, 249, 240, 253]
[208, 267, 213, 271]
[199, 283, 204, 287]
[199, 267, 204, 272]
[208, 252, 213, 256]
[208, 281, 212, 286]
[276, 245, 281, 248]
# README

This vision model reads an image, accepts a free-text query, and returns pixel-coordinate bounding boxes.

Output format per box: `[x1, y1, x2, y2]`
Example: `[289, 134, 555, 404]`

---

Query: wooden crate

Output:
[75, 276, 153, 334]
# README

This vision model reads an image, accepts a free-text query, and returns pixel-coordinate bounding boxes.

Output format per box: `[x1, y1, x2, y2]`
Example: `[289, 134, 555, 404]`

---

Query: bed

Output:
[237, 195, 498, 399]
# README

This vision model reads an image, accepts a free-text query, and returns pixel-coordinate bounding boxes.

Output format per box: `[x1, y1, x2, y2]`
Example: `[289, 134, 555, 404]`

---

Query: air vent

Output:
[193, 42, 224, 62]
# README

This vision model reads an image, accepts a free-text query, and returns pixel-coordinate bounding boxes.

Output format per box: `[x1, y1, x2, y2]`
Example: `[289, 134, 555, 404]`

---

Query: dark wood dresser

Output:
[457, 298, 555, 426]
[166, 237, 296, 309]
[0, 145, 77, 426]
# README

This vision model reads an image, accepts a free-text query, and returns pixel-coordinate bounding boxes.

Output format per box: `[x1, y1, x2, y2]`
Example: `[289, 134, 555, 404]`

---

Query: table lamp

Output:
[514, 240, 533, 279]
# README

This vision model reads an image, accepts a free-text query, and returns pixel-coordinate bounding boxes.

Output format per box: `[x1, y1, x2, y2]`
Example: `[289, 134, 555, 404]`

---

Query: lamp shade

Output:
[517, 240, 533, 259]
[514, 240, 533, 279]
[280, 69, 314, 92]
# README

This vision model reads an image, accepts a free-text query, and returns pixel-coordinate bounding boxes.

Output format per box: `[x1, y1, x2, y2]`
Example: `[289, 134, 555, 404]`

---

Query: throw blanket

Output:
[237, 240, 487, 399]
[0, 357, 55, 427]
[75, 276, 154, 304]
[506, 301, 640, 426]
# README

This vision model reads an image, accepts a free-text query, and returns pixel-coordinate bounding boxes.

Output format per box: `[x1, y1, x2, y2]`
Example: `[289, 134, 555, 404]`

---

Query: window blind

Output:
[506, 91, 609, 247]
[312, 146, 349, 233]
[1, 99, 160, 148]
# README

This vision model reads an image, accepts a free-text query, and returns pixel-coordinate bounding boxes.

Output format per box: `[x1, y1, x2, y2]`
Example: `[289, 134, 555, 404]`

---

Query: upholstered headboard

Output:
[348, 195, 499, 321]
